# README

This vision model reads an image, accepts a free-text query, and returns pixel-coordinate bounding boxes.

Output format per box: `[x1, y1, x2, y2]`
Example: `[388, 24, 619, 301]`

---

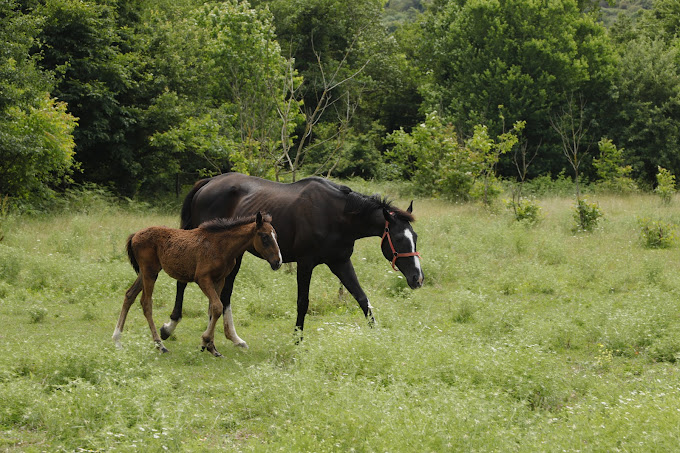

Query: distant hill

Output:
[382, 0, 654, 29]
[600, 0, 652, 26]
[383, 0, 424, 31]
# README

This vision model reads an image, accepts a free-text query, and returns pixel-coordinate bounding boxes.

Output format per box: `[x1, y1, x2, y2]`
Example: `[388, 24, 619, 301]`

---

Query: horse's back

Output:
[188, 173, 351, 260]
[191, 173, 348, 223]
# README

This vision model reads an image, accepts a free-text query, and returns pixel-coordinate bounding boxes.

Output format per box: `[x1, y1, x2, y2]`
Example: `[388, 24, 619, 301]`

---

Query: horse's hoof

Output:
[235, 341, 249, 349]
[213, 351, 224, 358]
[160, 327, 171, 340]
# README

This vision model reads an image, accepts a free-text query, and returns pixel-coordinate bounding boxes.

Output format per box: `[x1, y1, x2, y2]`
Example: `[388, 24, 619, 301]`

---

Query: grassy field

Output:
[2, 186, 680, 451]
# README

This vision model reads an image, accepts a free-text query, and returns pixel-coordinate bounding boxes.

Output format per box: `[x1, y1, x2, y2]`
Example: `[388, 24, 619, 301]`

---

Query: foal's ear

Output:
[256, 211, 263, 227]
[407, 200, 414, 214]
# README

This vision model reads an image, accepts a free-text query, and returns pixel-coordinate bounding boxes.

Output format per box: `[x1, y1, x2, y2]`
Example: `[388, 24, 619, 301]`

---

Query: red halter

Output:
[381, 217, 422, 271]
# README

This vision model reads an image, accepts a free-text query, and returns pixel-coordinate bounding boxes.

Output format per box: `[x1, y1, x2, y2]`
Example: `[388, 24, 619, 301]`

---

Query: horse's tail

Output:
[126, 234, 140, 274]
[180, 177, 213, 230]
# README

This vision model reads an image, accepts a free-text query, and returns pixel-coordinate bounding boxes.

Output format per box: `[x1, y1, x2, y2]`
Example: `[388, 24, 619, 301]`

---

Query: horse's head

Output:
[380, 202, 424, 289]
[253, 211, 282, 271]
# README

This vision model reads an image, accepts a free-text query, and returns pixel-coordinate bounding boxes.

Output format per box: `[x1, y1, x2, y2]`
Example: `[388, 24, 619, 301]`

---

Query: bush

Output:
[506, 197, 542, 225]
[573, 198, 603, 232]
[655, 166, 676, 204]
[638, 218, 677, 248]
[593, 138, 637, 193]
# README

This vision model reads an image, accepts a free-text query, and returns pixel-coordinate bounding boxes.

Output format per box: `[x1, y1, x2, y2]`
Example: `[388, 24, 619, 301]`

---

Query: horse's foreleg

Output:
[295, 261, 315, 339]
[160, 281, 187, 340]
[220, 256, 248, 349]
[198, 279, 224, 357]
[141, 273, 168, 353]
[327, 259, 375, 326]
[113, 276, 143, 348]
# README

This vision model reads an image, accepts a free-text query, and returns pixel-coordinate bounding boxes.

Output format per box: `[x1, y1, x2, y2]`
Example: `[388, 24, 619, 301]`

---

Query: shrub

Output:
[593, 138, 636, 193]
[573, 198, 603, 232]
[28, 306, 48, 324]
[638, 218, 677, 248]
[655, 166, 676, 204]
[506, 198, 542, 225]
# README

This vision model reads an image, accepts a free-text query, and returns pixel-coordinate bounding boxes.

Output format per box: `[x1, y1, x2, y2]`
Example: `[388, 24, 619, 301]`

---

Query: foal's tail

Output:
[126, 234, 140, 274]
[180, 177, 213, 230]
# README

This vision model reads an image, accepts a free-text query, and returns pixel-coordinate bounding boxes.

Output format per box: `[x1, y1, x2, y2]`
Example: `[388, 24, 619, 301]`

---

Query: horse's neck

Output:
[350, 209, 385, 240]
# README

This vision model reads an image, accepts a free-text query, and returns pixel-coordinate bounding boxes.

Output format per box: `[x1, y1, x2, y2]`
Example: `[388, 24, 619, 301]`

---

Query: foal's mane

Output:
[343, 190, 415, 222]
[199, 213, 272, 233]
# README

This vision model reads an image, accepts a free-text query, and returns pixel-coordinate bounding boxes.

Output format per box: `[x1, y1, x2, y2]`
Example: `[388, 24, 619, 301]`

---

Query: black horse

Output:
[160, 172, 423, 347]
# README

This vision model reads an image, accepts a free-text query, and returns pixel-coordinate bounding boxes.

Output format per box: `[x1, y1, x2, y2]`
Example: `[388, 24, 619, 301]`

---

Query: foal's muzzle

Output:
[270, 260, 282, 271]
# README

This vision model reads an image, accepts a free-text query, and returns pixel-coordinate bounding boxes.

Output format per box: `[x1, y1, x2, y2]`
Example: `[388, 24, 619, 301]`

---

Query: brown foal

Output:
[113, 212, 282, 356]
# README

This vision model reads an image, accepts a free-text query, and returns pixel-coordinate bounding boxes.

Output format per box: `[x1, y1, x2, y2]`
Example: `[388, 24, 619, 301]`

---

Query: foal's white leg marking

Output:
[161, 319, 179, 336]
[223, 305, 248, 349]
[403, 229, 424, 280]
[112, 327, 123, 348]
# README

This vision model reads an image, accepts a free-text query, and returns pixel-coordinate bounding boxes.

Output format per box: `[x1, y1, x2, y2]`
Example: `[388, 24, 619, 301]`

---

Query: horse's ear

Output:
[407, 200, 413, 214]
[256, 211, 263, 227]
[383, 208, 394, 223]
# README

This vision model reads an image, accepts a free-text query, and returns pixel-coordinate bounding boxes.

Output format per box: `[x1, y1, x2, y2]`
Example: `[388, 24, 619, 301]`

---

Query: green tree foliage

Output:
[0, 1, 78, 200]
[593, 138, 636, 192]
[197, 1, 291, 178]
[613, 37, 680, 184]
[35, 0, 144, 194]
[264, 0, 422, 178]
[385, 112, 522, 201]
[417, 0, 617, 177]
[655, 166, 676, 204]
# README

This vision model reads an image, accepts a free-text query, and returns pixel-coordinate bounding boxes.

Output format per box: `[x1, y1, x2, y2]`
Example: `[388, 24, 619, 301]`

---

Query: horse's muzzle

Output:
[270, 260, 283, 271]
[409, 273, 424, 289]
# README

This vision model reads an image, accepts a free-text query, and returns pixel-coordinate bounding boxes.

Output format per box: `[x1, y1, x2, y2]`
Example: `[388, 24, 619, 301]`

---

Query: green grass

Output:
[2, 190, 680, 451]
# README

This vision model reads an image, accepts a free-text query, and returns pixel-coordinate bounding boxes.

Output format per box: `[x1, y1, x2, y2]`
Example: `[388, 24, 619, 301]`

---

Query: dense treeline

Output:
[1, 0, 679, 201]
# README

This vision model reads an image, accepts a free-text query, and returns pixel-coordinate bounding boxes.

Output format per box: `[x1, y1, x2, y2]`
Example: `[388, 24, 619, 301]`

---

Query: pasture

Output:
[1, 186, 680, 451]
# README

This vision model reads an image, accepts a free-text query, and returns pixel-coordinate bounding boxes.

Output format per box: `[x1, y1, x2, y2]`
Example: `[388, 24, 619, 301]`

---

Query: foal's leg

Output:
[112, 276, 143, 348]
[221, 256, 248, 348]
[140, 272, 169, 353]
[197, 278, 224, 357]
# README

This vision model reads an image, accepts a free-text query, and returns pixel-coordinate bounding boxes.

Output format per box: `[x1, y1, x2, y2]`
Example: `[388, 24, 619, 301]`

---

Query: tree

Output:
[0, 1, 78, 200]
[550, 95, 591, 200]
[417, 0, 617, 178]
[612, 36, 680, 185]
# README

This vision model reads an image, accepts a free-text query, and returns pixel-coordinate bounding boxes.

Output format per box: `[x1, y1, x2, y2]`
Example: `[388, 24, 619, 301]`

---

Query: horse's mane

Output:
[344, 190, 415, 222]
[198, 213, 272, 232]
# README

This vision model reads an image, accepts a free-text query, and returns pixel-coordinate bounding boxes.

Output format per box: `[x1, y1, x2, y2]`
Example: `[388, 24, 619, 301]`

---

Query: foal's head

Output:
[253, 212, 282, 271]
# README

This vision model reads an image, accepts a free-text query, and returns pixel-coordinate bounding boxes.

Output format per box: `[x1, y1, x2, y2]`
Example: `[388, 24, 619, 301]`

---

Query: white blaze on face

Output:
[272, 231, 282, 264]
[403, 229, 423, 278]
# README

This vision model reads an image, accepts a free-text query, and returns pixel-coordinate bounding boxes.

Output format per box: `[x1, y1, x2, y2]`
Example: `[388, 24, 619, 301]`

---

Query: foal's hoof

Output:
[235, 341, 249, 350]
[155, 341, 170, 354]
[201, 344, 223, 357]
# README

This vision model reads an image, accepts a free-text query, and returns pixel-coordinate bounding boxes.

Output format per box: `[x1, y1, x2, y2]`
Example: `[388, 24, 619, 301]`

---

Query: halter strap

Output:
[381, 217, 422, 272]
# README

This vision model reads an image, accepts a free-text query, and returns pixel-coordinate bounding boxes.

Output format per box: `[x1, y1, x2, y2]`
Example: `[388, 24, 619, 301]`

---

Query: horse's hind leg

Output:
[161, 281, 187, 340]
[140, 272, 169, 353]
[220, 256, 248, 349]
[113, 276, 143, 348]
